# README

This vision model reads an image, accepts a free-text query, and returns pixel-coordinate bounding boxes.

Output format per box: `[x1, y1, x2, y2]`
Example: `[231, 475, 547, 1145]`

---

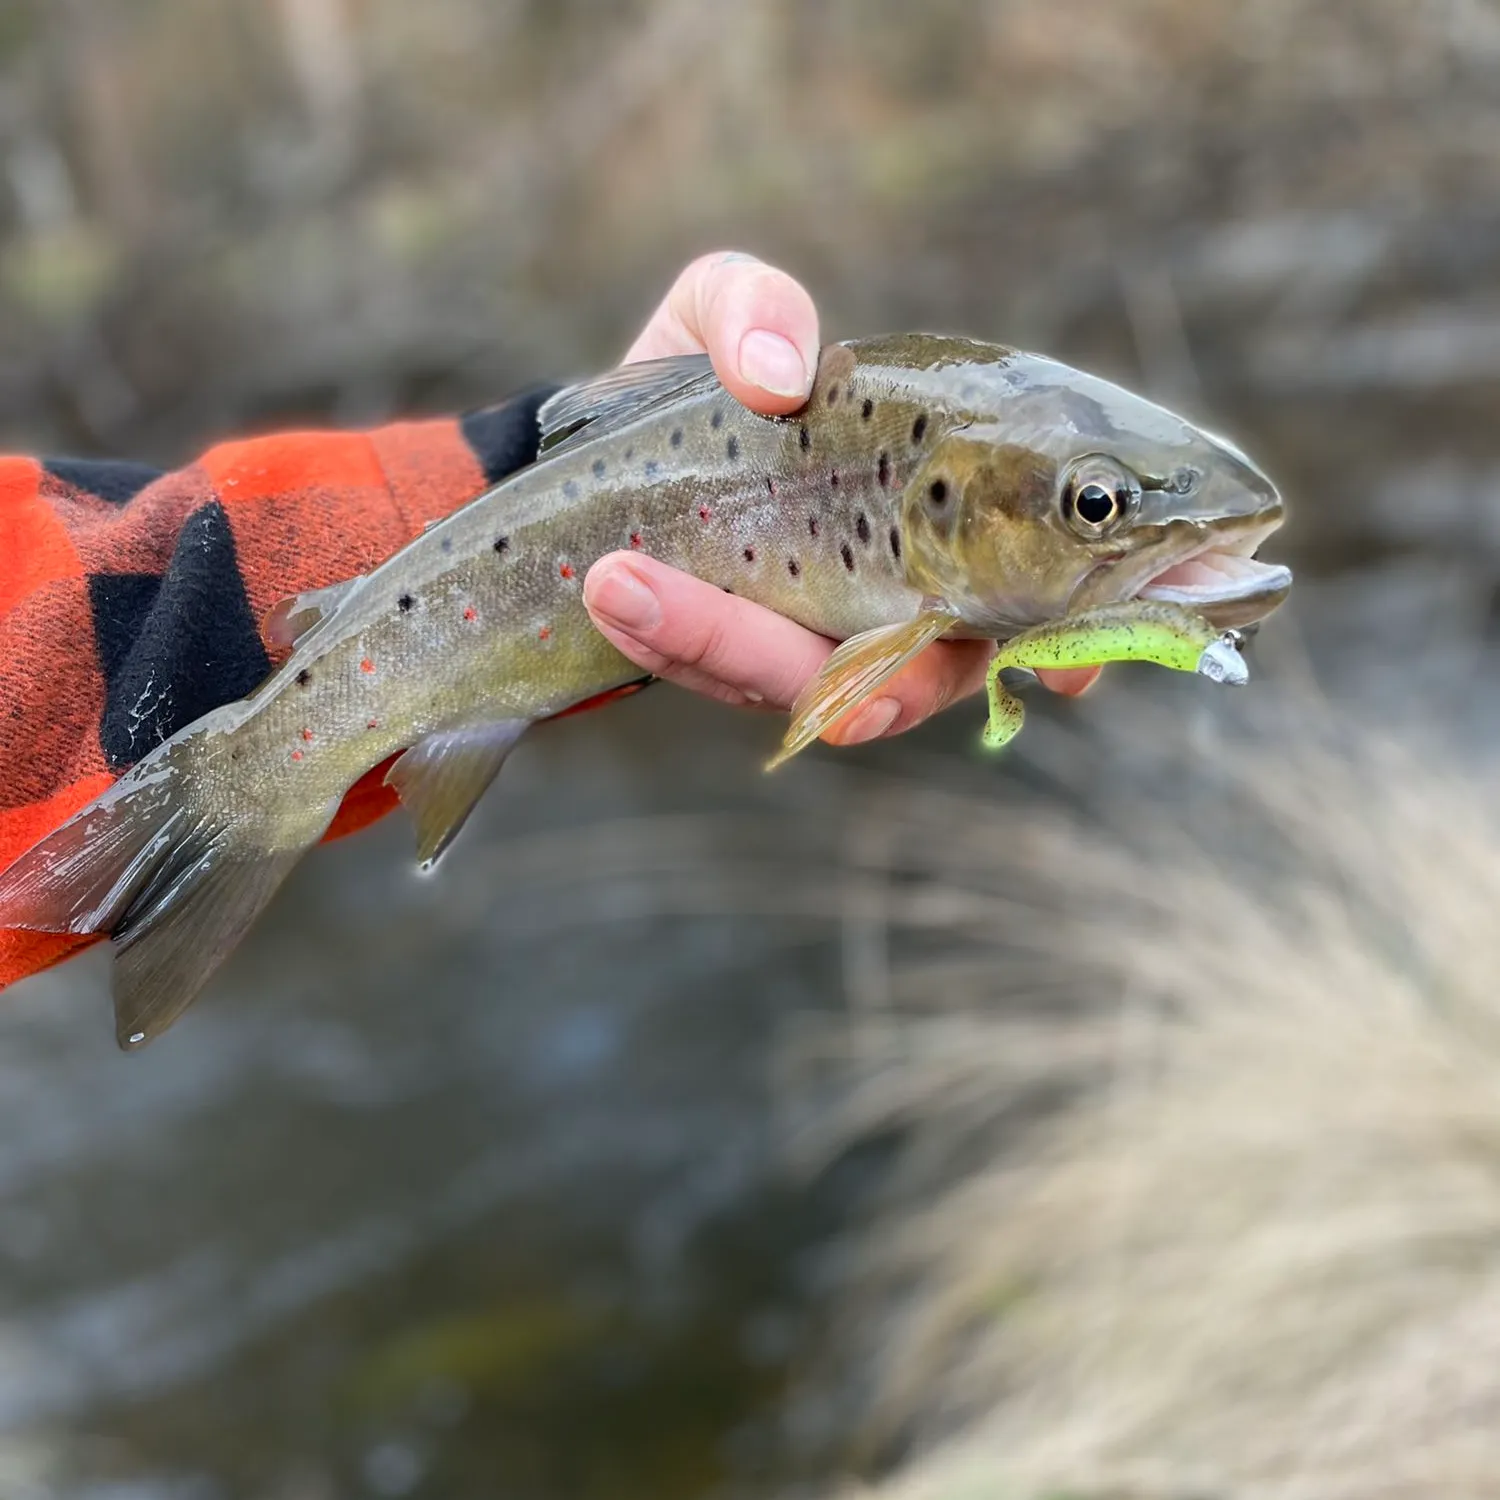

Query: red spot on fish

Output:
[559, 563, 575, 579]
[300, 727, 314, 742]
[538, 625, 552, 641]
[463, 606, 477, 621]
[698, 506, 711, 522]
[360, 657, 375, 674]
[629, 531, 643, 549]
[291, 749, 304, 762]
[367, 718, 379, 730]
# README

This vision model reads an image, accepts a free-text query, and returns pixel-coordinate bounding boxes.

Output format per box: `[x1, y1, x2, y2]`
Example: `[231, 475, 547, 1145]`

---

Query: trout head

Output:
[895, 351, 1290, 636]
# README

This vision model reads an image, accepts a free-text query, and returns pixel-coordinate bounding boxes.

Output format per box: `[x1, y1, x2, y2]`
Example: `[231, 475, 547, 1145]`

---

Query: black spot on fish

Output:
[830, 468, 840, 488]
[398, 593, 415, 612]
[441, 536, 453, 554]
[671, 428, 683, 448]
[494, 536, 510, 554]
[889, 526, 902, 559]
[624, 445, 634, 461]
[788, 558, 801, 578]
[727, 435, 740, 461]
[856, 514, 870, 544]
[645, 459, 659, 478]
[841, 543, 855, 571]
[878, 452, 891, 487]
[711, 408, 724, 430]
[827, 384, 840, 405]
[929, 478, 948, 505]
[809, 516, 819, 537]
[296, 669, 312, 688]
[799, 425, 811, 452]
[912, 414, 928, 443]
[766, 477, 777, 497]
[861, 398, 874, 420]
[592, 458, 606, 478]
[563, 479, 579, 500]
[743, 546, 756, 563]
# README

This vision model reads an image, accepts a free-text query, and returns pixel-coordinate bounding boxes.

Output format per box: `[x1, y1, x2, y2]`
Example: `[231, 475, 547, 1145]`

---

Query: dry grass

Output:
[789, 681, 1500, 1498]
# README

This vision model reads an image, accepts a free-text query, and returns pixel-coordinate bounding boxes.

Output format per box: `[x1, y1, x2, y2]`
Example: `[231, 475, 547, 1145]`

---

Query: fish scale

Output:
[0, 332, 1290, 1048]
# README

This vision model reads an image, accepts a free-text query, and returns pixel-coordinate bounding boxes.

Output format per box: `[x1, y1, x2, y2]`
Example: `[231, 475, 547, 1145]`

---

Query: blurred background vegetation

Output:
[3, 1, 1500, 1497]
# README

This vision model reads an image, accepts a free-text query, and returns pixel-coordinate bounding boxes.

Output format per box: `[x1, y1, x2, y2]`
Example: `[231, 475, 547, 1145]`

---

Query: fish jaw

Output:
[1069, 518, 1292, 632]
[1134, 519, 1292, 630]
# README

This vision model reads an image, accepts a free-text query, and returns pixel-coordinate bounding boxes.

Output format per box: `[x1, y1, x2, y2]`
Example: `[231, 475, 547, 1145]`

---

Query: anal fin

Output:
[767, 610, 958, 770]
[385, 719, 531, 869]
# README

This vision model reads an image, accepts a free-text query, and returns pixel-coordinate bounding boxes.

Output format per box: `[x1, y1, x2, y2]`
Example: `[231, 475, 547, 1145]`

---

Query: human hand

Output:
[583, 252, 1100, 746]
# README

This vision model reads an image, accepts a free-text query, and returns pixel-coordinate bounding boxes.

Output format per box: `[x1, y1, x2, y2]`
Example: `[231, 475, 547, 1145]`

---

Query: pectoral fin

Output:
[385, 719, 531, 869]
[767, 611, 958, 771]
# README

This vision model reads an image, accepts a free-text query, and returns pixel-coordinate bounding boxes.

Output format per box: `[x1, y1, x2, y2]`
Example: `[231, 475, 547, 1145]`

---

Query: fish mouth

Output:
[1132, 521, 1292, 630]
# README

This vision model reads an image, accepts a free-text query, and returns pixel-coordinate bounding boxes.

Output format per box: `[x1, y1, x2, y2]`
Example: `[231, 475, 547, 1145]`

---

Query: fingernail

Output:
[836, 697, 901, 744]
[738, 328, 811, 398]
[585, 561, 661, 634]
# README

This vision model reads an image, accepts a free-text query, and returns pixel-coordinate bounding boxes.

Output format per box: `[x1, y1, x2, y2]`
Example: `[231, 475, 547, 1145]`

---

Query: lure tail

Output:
[0, 758, 325, 1050]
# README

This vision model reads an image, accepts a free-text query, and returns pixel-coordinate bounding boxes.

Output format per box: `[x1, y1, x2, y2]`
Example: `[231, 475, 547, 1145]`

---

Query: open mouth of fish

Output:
[1134, 522, 1292, 630]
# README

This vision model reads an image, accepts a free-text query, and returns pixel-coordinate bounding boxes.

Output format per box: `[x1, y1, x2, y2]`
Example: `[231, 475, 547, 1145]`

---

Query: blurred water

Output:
[0, 693, 894, 1500]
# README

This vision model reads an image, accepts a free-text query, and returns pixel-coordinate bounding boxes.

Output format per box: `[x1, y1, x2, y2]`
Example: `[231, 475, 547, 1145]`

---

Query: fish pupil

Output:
[1074, 483, 1117, 525]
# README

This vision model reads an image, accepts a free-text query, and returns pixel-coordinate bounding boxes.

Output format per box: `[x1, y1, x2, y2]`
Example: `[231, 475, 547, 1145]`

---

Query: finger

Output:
[623, 251, 819, 415]
[828, 657, 1103, 746]
[1037, 665, 1103, 696]
[823, 639, 996, 746]
[584, 552, 834, 709]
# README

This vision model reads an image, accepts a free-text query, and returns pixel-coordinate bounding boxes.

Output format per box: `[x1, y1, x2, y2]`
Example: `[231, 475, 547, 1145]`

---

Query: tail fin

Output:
[0, 769, 315, 1050]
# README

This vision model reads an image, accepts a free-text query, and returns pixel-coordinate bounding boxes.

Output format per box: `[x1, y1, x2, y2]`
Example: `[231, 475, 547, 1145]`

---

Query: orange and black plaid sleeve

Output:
[0, 389, 555, 992]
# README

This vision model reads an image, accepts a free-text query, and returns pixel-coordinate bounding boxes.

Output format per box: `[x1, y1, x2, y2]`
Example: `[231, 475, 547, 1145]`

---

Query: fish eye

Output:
[1062, 460, 1138, 536]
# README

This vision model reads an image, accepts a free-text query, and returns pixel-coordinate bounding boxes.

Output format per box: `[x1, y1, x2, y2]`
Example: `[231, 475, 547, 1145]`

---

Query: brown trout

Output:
[0, 335, 1290, 1048]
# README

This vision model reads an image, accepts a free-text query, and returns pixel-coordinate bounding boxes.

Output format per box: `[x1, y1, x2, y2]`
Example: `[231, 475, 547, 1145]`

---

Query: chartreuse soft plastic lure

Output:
[981, 600, 1248, 750]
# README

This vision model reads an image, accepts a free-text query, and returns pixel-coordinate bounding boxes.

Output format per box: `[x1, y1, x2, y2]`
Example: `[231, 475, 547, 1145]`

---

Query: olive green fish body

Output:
[0, 334, 1292, 1048]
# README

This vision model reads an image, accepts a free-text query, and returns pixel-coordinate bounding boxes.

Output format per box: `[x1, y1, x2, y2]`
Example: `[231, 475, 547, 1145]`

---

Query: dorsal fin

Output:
[537, 354, 718, 456]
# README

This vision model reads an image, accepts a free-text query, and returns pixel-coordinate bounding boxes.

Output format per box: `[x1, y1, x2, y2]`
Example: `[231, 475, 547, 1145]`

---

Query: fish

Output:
[0, 334, 1291, 1049]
